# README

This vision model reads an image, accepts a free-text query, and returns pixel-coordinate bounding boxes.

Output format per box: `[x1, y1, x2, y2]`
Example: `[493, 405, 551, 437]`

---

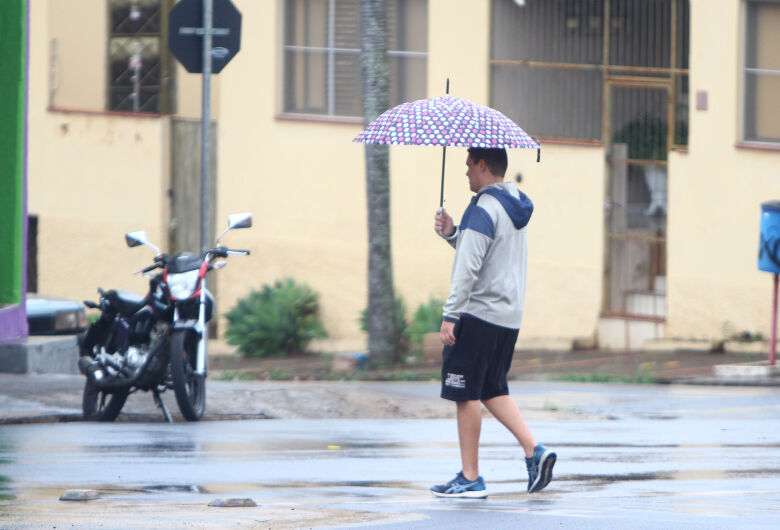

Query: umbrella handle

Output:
[437, 207, 447, 238]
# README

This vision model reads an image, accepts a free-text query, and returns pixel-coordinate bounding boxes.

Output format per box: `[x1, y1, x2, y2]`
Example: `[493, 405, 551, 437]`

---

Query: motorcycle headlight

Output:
[167, 270, 200, 300]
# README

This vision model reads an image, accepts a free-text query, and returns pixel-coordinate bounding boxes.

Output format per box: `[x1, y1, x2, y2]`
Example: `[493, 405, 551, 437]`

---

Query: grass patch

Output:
[552, 366, 659, 384]
[211, 370, 257, 382]
[267, 368, 295, 381]
[316, 367, 440, 382]
[385, 370, 436, 382]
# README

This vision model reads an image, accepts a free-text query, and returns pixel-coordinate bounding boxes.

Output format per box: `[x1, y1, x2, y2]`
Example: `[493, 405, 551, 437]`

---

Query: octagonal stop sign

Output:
[168, 0, 242, 74]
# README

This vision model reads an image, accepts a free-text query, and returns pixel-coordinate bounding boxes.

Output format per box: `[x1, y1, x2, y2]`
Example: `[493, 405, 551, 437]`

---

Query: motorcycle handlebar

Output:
[208, 247, 250, 258]
[140, 262, 163, 274]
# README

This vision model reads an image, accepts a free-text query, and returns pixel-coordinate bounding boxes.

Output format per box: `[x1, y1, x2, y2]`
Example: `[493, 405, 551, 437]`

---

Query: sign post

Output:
[200, 0, 213, 256]
[168, 0, 242, 253]
[759, 201, 780, 365]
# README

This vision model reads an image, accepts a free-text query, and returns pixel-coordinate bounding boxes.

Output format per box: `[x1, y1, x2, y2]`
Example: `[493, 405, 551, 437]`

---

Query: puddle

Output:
[551, 442, 680, 448]
[552, 467, 780, 485]
[0, 474, 12, 501]
[142, 484, 203, 493]
[90, 441, 199, 454]
[632, 412, 679, 420]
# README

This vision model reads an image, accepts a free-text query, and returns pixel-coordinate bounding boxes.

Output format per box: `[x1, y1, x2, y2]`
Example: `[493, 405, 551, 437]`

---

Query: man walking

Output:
[430, 147, 556, 498]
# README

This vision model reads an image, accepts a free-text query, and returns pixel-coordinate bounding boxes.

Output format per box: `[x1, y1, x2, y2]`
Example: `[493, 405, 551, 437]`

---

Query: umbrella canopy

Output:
[354, 93, 539, 210]
[353, 95, 539, 149]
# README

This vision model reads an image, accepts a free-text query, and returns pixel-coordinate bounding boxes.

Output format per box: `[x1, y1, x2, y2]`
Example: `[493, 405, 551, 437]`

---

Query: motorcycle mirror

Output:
[125, 230, 161, 255]
[125, 230, 148, 248]
[216, 213, 253, 246]
[228, 212, 252, 230]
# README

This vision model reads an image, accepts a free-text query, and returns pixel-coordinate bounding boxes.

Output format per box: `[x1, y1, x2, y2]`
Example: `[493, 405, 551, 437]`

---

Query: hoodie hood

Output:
[478, 183, 534, 229]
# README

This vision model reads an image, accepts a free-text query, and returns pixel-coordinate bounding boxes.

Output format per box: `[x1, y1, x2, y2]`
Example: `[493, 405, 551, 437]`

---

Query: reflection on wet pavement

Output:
[0, 384, 779, 528]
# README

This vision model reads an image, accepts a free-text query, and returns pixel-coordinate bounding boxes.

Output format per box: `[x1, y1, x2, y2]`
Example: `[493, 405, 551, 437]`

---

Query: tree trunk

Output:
[361, 0, 396, 366]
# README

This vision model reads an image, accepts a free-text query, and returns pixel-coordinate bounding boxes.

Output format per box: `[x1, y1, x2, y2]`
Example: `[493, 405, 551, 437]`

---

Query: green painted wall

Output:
[0, 0, 25, 305]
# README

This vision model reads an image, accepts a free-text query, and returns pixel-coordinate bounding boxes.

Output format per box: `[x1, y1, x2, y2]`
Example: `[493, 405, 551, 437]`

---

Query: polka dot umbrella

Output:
[353, 93, 540, 208]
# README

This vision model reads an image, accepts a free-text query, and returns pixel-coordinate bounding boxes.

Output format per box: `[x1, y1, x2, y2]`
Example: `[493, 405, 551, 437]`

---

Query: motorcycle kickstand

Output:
[152, 388, 172, 423]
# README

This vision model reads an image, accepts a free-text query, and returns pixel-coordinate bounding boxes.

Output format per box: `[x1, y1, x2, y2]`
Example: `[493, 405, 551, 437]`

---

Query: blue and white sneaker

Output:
[430, 471, 488, 499]
[526, 444, 556, 493]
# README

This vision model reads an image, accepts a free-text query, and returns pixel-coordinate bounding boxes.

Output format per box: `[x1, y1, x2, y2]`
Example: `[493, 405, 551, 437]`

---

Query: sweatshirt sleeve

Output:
[438, 226, 459, 249]
[442, 228, 492, 323]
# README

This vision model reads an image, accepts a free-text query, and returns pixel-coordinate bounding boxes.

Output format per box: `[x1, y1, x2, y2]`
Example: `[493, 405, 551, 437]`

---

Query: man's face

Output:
[465, 155, 483, 193]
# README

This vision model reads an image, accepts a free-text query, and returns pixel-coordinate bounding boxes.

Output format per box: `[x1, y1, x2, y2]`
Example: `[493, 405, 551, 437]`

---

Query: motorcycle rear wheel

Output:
[169, 331, 205, 421]
[82, 379, 129, 422]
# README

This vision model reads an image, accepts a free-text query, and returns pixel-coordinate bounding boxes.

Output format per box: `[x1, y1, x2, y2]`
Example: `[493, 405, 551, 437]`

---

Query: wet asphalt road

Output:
[1, 382, 779, 528]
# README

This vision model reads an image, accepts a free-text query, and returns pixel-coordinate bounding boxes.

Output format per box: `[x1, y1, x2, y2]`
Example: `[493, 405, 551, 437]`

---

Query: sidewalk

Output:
[1, 342, 777, 424]
[208, 341, 780, 386]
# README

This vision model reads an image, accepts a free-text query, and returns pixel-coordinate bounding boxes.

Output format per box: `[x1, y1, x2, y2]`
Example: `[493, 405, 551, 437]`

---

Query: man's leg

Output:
[457, 400, 483, 481]
[483, 394, 556, 493]
[482, 395, 535, 457]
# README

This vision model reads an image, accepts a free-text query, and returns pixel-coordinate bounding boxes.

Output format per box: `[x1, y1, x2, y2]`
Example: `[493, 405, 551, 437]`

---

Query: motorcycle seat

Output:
[106, 290, 145, 315]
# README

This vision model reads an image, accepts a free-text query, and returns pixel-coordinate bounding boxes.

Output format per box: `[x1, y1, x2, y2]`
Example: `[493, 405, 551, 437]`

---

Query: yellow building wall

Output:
[28, 0, 170, 303]
[48, 0, 105, 111]
[213, 0, 604, 351]
[667, 0, 780, 340]
[27, 0, 777, 349]
[519, 145, 605, 341]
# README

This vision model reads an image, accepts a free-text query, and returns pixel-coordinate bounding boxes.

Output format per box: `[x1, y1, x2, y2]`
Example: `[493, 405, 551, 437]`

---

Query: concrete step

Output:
[598, 317, 665, 351]
[714, 361, 780, 379]
[0, 335, 79, 374]
[626, 291, 666, 318]
[642, 338, 713, 352]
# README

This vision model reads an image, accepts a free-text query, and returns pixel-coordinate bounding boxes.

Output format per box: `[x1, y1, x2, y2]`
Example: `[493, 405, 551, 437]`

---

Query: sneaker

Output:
[430, 471, 488, 499]
[526, 444, 557, 493]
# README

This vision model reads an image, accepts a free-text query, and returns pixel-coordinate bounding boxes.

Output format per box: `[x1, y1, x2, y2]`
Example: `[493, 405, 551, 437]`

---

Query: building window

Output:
[490, 0, 689, 147]
[108, 0, 174, 114]
[744, 0, 780, 143]
[283, 0, 428, 118]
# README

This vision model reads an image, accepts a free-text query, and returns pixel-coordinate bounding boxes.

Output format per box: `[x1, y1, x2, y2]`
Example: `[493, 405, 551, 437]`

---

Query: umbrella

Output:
[353, 85, 539, 208]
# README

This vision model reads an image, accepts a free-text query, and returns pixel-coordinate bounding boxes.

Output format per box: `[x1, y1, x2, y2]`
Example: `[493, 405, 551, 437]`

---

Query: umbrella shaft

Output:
[440, 146, 447, 208]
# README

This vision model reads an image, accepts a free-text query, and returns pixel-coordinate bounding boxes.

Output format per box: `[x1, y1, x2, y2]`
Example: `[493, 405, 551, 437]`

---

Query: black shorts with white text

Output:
[440, 315, 519, 402]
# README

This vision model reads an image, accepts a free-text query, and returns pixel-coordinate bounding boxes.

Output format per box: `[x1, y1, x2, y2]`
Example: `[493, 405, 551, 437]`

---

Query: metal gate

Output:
[487, 0, 689, 338]
[606, 82, 669, 320]
[602, 0, 689, 321]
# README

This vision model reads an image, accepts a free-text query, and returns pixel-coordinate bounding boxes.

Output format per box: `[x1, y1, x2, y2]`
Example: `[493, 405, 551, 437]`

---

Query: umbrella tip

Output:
[446, 78, 450, 95]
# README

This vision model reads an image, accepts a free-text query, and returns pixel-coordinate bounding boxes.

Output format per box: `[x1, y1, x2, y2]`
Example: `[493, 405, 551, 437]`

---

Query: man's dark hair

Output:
[467, 148, 508, 177]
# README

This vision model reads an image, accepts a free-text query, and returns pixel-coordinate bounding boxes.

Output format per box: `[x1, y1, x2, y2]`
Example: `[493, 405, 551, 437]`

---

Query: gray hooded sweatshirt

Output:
[440, 182, 534, 330]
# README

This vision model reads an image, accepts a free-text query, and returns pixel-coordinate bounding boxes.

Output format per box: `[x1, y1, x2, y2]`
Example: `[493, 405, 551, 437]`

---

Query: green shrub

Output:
[359, 295, 410, 356]
[224, 278, 327, 357]
[408, 297, 445, 344]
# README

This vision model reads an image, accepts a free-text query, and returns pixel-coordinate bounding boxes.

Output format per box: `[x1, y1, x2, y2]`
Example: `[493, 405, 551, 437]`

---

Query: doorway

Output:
[605, 82, 669, 321]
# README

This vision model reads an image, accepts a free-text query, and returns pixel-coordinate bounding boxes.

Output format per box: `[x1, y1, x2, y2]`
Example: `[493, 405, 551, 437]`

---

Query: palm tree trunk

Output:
[361, 0, 396, 365]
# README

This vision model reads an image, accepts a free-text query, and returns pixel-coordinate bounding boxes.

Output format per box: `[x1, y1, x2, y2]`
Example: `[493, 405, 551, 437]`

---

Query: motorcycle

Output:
[78, 212, 252, 422]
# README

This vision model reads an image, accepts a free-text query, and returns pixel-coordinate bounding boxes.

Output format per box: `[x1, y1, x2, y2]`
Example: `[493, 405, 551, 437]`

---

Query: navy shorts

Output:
[440, 315, 519, 402]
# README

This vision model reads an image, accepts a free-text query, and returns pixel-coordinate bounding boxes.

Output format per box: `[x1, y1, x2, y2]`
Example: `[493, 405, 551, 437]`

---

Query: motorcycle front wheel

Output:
[169, 330, 205, 421]
[82, 379, 129, 422]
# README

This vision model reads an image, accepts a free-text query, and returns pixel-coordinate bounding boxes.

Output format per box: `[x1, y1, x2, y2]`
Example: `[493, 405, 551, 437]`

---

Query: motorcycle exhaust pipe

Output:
[79, 357, 135, 390]
[78, 356, 96, 376]
[80, 346, 161, 391]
